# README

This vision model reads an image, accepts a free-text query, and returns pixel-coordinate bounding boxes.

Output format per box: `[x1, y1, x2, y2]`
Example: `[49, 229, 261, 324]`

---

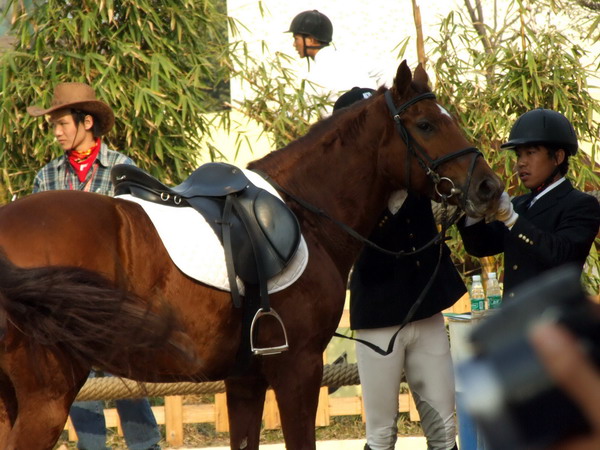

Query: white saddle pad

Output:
[116, 169, 308, 294]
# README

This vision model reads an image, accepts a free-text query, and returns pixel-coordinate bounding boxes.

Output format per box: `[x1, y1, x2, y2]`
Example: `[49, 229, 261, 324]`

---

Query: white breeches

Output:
[356, 313, 456, 450]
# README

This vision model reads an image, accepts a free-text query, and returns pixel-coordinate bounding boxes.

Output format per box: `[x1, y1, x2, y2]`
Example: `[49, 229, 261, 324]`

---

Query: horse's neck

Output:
[252, 117, 393, 275]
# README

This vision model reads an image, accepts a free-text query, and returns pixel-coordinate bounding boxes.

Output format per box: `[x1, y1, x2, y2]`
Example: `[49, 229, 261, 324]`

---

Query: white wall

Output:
[227, 0, 466, 99]
[219, 0, 599, 165]
[217, 0, 469, 164]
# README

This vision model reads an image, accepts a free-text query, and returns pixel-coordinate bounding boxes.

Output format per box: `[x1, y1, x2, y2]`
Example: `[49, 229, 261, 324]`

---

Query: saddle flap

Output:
[253, 190, 301, 263]
[222, 187, 300, 285]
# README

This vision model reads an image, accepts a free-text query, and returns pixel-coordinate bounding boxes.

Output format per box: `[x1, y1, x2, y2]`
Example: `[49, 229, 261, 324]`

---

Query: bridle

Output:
[330, 91, 485, 355]
[384, 90, 482, 214]
[271, 90, 484, 355]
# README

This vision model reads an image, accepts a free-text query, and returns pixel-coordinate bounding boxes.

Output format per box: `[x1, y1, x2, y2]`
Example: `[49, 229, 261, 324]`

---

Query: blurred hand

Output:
[530, 323, 600, 450]
[494, 191, 518, 228]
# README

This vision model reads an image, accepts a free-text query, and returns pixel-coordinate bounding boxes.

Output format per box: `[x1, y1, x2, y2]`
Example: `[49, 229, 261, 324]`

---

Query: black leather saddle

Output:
[111, 162, 301, 355]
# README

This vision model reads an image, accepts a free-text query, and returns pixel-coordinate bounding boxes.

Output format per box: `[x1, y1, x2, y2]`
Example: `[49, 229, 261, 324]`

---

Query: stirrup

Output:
[249, 308, 289, 355]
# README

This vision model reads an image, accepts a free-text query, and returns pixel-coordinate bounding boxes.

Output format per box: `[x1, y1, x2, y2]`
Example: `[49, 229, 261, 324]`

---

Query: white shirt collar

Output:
[529, 177, 566, 207]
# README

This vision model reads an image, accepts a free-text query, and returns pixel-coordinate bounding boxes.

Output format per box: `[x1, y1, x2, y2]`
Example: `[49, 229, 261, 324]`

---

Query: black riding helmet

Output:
[287, 10, 333, 44]
[500, 108, 578, 155]
[333, 87, 376, 111]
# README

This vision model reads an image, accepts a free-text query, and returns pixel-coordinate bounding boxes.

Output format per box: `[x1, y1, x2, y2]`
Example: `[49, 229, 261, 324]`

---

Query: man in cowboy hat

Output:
[28, 82, 162, 450]
[28, 82, 133, 195]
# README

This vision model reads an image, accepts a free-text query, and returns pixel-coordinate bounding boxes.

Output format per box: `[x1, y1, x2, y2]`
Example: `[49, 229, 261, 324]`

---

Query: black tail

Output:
[0, 251, 196, 378]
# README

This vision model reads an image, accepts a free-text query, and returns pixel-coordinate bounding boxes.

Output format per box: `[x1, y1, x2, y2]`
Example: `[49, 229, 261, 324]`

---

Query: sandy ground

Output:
[166, 437, 428, 449]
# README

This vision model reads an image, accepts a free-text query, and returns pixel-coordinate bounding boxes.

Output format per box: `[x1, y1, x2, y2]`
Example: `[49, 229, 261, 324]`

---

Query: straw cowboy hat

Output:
[27, 82, 115, 136]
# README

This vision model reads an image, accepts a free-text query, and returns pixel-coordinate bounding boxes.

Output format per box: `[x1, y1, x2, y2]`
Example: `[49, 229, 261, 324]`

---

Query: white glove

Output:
[388, 190, 408, 215]
[495, 191, 519, 228]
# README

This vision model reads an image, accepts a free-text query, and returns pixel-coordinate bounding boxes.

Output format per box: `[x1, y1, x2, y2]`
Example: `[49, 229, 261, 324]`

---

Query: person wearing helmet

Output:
[337, 89, 463, 450]
[459, 108, 600, 299]
[288, 9, 333, 59]
[287, 10, 380, 114]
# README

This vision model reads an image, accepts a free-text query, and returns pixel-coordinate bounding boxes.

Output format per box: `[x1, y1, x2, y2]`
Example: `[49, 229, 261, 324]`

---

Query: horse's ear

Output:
[414, 63, 430, 89]
[394, 60, 412, 97]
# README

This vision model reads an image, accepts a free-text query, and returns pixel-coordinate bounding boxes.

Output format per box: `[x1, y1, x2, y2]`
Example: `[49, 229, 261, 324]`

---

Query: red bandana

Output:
[68, 138, 101, 182]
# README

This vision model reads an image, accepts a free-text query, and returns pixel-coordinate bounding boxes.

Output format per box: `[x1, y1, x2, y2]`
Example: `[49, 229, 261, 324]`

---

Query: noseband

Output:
[384, 90, 482, 210]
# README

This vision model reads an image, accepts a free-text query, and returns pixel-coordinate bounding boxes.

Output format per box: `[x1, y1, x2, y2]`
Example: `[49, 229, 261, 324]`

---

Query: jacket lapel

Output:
[524, 179, 573, 219]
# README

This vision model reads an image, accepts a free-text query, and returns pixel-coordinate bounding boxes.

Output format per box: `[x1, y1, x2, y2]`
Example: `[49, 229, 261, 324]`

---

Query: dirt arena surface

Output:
[169, 437, 427, 450]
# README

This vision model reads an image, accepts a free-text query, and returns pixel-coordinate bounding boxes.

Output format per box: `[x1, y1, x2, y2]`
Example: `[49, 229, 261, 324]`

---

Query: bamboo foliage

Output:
[428, 1, 600, 290]
[0, 0, 230, 200]
[226, 45, 330, 151]
[0, 0, 598, 289]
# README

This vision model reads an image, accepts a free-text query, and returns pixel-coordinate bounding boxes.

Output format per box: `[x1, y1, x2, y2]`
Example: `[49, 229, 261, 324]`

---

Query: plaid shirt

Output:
[32, 142, 134, 196]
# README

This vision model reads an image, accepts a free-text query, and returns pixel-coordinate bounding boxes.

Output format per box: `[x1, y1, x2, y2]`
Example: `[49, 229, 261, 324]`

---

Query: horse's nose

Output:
[474, 175, 503, 204]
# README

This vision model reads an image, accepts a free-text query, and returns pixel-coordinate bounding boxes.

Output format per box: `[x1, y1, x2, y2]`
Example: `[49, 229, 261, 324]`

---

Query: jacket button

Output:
[513, 264, 518, 270]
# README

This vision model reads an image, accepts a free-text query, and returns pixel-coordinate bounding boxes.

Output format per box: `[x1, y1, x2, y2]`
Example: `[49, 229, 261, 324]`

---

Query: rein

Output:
[259, 174, 446, 258]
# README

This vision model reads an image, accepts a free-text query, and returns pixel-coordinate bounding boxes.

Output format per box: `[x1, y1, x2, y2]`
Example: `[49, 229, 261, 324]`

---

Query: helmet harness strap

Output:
[531, 155, 562, 196]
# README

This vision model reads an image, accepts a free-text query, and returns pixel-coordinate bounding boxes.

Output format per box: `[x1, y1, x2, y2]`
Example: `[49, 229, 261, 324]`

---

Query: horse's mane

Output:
[249, 87, 387, 173]
[249, 79, 435, 179]
[251, 78, 432, 156]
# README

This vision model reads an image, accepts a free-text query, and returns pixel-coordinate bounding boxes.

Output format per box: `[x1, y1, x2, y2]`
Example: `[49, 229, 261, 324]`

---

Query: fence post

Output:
[215, 392, 229, 432]
[408, 390, 420, 421]
[66, 416, 78, 442]
[315, 386, 330, 426]
[263, 389, 281, 429]
[165, 395, 184, 446]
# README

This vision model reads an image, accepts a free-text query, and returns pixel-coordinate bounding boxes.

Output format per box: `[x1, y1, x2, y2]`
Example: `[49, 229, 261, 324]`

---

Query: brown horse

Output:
[0, 61, 502, 449]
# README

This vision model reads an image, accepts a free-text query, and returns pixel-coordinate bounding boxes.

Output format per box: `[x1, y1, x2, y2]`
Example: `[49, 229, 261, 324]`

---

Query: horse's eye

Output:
[416, 121, 433, 132]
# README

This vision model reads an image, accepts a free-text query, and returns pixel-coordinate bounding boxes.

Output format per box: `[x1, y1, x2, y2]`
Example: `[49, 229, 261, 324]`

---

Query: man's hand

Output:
[531, 323, 600, 450]
[495, 191, 519, 228]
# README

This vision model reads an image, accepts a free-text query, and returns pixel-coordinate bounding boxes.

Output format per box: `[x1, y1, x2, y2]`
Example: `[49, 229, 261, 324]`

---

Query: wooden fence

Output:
[64, 389, 422, 446]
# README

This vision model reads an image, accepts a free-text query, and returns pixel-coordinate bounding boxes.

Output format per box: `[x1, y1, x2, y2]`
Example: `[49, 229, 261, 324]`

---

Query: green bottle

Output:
[470, 275, 485, 318]
[486, 272, 502, 310]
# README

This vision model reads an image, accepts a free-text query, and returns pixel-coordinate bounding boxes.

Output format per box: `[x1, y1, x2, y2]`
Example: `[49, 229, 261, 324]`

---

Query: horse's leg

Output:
[3, 348, 89, 450]
[264, 350, 323, 450]
[225, 375, 269, 450]
[8, 391, 76, 450]
[0, 368, 17, 446]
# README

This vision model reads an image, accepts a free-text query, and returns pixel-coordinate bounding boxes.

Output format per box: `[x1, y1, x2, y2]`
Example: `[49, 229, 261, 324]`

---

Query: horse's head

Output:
[379, 60, 502, 218]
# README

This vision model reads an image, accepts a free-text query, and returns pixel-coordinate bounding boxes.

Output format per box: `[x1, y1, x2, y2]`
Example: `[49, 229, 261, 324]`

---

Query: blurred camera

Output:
[457, 264, 600, 450]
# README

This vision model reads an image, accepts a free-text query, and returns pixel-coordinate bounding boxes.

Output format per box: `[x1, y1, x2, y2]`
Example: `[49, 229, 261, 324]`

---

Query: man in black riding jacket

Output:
[458, 108, 600, 300]
[337, 88, 465, 450]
